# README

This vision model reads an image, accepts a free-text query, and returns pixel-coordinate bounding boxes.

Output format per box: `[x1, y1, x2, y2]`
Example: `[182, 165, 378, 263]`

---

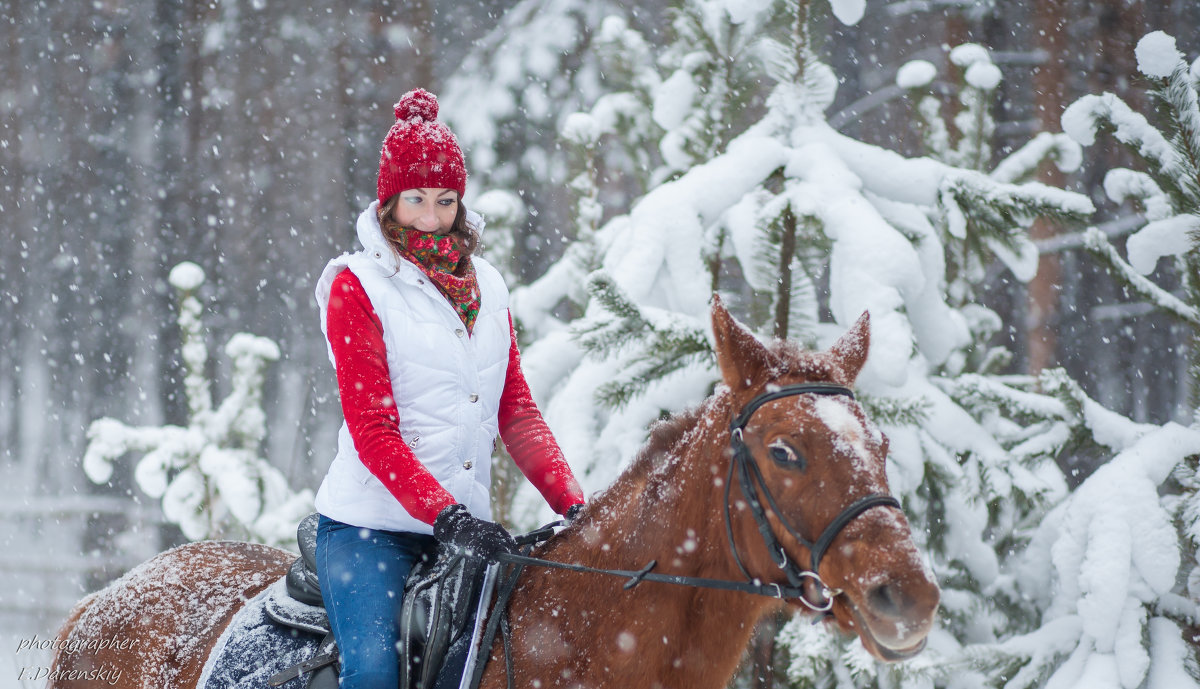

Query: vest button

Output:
[455, 328, 465, 337]
[469, 393, 479, 403]
[373, 251, 381, 259]
[418, 279, 425, 285]
[463, 460, 473, 470]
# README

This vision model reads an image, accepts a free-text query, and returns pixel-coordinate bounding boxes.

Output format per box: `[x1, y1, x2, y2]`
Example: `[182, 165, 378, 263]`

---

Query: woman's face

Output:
[391, 188, 459, 234]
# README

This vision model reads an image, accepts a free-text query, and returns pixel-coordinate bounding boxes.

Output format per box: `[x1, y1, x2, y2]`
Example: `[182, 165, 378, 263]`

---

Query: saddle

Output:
[268, 513, 488, 689]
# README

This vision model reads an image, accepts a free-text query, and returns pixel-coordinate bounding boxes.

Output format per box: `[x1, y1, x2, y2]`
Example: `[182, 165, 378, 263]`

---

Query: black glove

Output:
[565, 503, 586, 523]
[433, 504, 518, 562]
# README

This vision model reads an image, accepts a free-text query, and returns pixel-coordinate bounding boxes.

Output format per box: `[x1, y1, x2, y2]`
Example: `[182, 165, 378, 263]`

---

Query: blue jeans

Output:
[316, 514, 436, 689]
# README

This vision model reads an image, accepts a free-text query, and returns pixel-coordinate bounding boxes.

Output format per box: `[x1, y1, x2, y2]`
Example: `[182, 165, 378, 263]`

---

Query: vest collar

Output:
[356, 201, 401, 273]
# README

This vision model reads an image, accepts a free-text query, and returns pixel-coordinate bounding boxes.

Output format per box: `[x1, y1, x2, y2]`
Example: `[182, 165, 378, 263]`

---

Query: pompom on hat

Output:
[377, 88, 467, 203]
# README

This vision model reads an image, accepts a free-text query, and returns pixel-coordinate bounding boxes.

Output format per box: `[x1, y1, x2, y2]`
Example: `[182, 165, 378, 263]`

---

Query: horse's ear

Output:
[828, 311, 870, 383]
[711, 294, 776, 393]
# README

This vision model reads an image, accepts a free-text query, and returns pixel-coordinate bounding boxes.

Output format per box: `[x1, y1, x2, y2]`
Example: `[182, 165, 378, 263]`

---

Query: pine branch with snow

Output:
[576, 272, 712, 409]
[82, 261, 312, 548]
[653, 0, 763, 176]
[1082, 228, 1200, 325]
[939, 170, 1090, 284]
[947, 43, 1001, 171]
[1063, 31, 1200, 402]
[991, 131, 1083, 185]
[967, 423, 1200, 689]
[1148, 53, 1200, 211]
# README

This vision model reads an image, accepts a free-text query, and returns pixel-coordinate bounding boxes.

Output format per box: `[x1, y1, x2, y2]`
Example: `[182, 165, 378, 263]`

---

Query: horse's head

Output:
[711, 296, 939, 661]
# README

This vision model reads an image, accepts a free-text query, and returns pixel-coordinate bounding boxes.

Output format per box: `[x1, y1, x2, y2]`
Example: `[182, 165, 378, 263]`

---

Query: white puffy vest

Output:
[313, 202, 511, 534]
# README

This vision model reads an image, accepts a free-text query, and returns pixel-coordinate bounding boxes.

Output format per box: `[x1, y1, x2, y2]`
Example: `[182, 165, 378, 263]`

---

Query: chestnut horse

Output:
[50, 299, 938, 689]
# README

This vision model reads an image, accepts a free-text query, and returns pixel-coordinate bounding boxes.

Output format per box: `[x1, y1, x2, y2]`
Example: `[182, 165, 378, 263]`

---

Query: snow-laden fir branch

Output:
[991, 131, 1083, 184]
[916, 94, 952, 162]
[576, 272, 711, 408]
[939, 169, 1095, 242]
[855, 393, 930, 428]
[1158, 62, 1200, 208]
[1062, 92, 1180, 188]
[1082, 227, 1200, 325]
[969, 423, 1200, 689]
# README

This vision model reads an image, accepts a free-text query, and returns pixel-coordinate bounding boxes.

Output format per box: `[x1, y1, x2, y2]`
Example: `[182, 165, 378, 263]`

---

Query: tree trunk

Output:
[1025, 0, 1068, 374]
[774, 207, 798, 339]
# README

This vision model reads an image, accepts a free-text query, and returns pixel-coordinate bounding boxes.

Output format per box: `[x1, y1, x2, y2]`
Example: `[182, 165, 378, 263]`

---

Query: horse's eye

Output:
[768, 441, 803, 469]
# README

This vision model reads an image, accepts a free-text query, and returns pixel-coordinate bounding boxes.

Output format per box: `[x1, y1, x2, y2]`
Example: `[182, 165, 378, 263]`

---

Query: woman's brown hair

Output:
[377, 194, 480, 270]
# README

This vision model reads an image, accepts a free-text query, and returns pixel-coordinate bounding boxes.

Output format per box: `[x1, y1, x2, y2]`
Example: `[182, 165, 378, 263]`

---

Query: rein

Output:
[469, 383, 901, 689]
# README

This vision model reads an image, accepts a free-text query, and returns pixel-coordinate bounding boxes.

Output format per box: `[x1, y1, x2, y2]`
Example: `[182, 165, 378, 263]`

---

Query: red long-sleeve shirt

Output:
[325, 268, 584, 525]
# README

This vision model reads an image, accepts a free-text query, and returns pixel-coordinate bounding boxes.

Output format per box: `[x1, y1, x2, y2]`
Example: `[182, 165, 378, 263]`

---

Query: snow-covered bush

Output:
[82, 261, 312, 547]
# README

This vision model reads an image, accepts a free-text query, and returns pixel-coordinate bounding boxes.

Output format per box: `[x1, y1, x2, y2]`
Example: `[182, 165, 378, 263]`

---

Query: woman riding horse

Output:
[49, 300, 940, 689]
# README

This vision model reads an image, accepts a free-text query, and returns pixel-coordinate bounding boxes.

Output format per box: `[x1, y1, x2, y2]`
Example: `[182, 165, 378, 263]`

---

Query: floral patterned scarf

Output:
[390, 226, 480, 333]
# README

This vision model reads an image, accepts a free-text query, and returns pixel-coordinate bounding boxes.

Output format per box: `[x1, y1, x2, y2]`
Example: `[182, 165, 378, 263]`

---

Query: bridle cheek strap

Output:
[723, 384, 900, 612]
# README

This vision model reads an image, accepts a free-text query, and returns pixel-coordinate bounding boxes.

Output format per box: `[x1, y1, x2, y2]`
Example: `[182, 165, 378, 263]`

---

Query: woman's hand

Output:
[433, 504, 518, 562]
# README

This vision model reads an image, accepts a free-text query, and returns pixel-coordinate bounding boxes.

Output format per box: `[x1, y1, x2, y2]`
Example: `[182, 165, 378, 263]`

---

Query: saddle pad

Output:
[197, 578, 323, 689]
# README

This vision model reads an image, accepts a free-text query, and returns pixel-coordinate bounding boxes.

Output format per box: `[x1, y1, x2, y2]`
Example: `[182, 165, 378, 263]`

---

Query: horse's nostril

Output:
[866, 582, 910, 618]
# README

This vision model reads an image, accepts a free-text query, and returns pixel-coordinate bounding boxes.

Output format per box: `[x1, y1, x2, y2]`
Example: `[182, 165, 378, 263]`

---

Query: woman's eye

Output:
[404, 196, 423, 204]
[438, 199, 457, 207]
[768, 441, 803, 468]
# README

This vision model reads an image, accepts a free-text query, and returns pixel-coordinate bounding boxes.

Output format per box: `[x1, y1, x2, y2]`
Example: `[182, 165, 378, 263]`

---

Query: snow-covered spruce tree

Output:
[82, 262, 312, 548]
[945, 31, 1200, 689]
[501, 3, 1200, 689]
[508, 0, 836, 432]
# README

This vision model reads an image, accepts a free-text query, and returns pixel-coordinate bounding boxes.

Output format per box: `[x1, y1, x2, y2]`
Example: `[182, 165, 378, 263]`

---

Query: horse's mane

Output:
[634, 405, 708, 475]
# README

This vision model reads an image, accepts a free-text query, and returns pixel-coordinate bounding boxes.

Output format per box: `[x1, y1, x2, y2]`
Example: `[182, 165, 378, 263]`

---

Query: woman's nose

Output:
[416, 204, 438, 230]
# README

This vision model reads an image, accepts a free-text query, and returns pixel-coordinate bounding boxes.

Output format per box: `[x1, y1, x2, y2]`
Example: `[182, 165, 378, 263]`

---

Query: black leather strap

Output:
[809, 494, 900, 571]
[729, 384, 855, 432]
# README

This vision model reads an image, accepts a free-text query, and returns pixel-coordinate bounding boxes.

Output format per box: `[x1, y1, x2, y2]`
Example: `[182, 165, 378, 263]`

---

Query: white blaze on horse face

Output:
[810, 396, 882, 475]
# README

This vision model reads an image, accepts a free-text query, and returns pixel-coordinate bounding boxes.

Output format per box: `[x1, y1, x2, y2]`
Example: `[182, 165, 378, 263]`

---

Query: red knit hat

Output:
[377, 89, 467, 204]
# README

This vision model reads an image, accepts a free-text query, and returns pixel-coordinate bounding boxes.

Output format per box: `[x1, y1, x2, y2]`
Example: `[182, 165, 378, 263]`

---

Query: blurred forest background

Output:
[0, 0, 1197, 658]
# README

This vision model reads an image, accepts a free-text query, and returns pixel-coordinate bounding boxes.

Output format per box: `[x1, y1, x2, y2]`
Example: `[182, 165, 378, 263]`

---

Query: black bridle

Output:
[723, 383, 900, 612]
[487, 384, 899, 607]
[468, 382, 902, 689]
